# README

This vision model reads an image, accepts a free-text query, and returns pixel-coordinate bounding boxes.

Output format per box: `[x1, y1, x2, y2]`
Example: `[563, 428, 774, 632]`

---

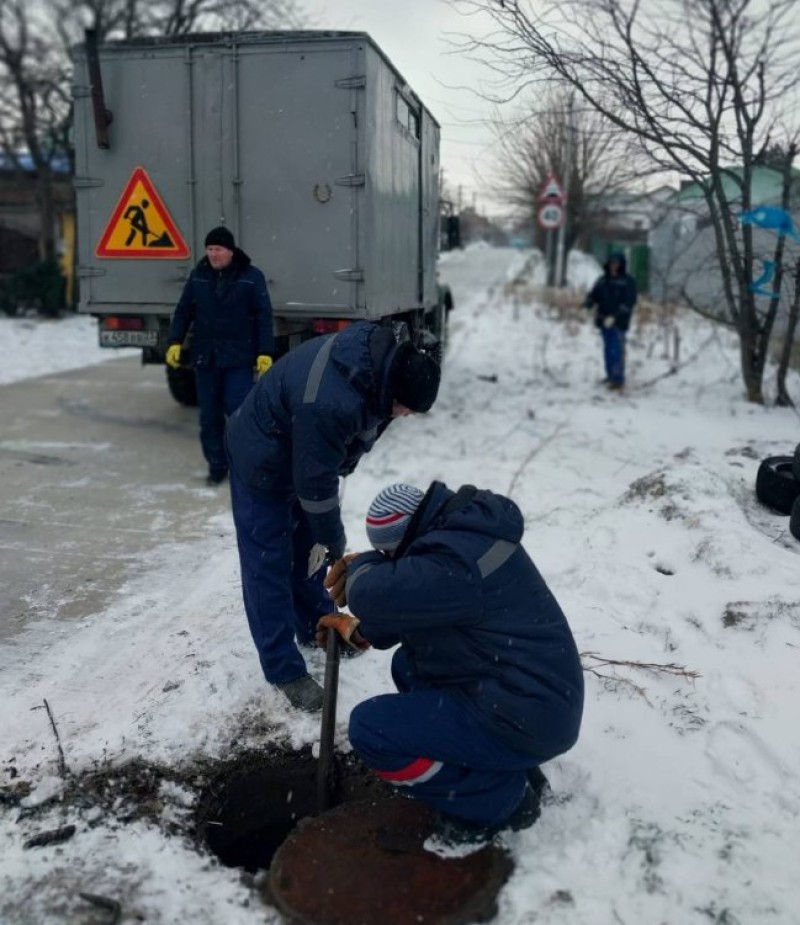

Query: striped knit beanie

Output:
[366, 483, 425, 552]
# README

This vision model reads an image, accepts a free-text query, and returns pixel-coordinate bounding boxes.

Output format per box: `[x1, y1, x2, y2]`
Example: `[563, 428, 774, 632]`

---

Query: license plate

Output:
[99, 330, 159, 348]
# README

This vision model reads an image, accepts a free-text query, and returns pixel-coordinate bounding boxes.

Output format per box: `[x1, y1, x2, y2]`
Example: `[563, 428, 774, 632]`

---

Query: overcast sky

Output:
[309, 0, 508, 216]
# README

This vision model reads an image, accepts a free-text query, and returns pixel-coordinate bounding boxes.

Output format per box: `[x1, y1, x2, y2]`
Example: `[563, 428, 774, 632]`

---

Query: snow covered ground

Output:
[2, 246, 800, 924]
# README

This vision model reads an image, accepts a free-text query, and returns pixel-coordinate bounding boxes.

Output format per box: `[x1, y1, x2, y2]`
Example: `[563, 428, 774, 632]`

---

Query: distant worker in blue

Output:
[225, 324, 441, 713]
[583, 251, 638, 391]
[166, 226, 274, 485]
[319, 480, 584, 846]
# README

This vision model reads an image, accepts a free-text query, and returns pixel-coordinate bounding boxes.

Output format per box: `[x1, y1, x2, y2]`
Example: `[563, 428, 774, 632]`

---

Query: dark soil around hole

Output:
[3, 743, 393, 861]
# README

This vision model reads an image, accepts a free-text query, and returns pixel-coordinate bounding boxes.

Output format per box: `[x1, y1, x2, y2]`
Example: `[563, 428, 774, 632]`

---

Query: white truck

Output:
[72, 30, 449, 405]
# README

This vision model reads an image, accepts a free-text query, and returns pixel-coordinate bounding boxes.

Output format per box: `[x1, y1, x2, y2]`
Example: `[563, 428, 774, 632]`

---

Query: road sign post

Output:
[537, 173, 567, 286]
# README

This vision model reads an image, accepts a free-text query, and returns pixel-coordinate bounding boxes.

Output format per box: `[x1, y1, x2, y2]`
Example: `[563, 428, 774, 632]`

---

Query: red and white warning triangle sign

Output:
[538, 173, 566, 203]
[95, 166, 190, 259]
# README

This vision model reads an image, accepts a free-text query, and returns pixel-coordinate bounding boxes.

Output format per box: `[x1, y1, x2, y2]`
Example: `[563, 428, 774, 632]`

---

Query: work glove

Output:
[165, 344, 182, 368]
[328, 535, 346, 563]
[324, 553, 360, 607]
[316, 613, 370, 651]
[602, 315, 616, 329]
[255, 355, 273, 377]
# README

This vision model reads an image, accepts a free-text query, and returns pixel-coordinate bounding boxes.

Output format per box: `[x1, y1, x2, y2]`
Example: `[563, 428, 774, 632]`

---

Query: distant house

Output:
[648, 165, 800, 312]
[581, 185, 676, 294]
[0, 154, 75, 306]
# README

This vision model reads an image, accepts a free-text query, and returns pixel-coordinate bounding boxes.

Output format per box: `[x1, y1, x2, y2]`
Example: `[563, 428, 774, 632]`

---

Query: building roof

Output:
[673, 165, 800, 205]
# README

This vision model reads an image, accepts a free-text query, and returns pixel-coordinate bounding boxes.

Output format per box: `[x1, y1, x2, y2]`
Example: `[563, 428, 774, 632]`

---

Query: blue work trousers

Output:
[195, 365, 254, 473]
[228, 469, 331, 684]
[601, 327, 626, 385]
[349, 648, 535, 825]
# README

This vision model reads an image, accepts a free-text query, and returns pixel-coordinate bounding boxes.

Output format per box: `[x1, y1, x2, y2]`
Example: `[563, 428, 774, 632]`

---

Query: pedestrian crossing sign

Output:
[95, 166, 190, 259]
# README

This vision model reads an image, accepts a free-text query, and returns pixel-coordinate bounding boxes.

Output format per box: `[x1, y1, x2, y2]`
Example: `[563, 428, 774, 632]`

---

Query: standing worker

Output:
[225, 322, 441, 712]
[319, 480, 584, 846]
[166, 226, 274, 485]
[583, 251, 638, 391]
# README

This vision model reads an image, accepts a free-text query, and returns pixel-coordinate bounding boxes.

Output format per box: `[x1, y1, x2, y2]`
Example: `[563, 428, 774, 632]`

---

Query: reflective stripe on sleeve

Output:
[298, 494, 340, 514]
[345, 562, 375, 598]
[303, 333, 339, 404]
[477, 539, 517, 578]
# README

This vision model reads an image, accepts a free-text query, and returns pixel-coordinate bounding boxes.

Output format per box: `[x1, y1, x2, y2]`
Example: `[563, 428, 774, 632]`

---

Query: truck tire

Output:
[166, 366, 198, 407]
[791, 496, 800, 541]
[755, 455, 800, 514]
[794, 443, 800, 482]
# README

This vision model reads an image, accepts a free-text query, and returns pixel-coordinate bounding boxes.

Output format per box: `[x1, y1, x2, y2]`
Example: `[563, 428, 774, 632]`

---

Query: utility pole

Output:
[555, 93, 574, 287]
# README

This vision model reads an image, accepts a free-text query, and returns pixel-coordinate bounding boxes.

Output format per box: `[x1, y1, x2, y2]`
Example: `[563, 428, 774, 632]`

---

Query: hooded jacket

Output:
[345, 481, 585, 760]
[584, 251, 638, 332]
[168, 248, 273, 368]
[225, 322, 401, 553]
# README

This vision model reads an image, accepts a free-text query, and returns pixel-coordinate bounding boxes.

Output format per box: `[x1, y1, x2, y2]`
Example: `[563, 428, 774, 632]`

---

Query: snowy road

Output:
[0, 358, 227, 647]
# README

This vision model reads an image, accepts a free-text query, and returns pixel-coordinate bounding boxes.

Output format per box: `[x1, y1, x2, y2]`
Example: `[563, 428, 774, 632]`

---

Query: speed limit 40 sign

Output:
[538, 203, 564, 229]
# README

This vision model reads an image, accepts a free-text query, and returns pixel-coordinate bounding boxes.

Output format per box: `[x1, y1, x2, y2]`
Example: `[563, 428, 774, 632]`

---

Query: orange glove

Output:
[323, 553, 360, 607]
[316, 613, 370, 651]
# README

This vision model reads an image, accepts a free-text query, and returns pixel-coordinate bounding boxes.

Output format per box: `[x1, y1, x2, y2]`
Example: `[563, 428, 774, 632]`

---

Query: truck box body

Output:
[72, 31, 441, 352]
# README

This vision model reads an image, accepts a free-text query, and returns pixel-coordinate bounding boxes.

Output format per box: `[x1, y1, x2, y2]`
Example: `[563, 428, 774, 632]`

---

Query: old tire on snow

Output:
[755, 455, 800, 515]
[791, 496, 800, 541]
[166, 366, 198, 407]
[794, 443, 800, 483]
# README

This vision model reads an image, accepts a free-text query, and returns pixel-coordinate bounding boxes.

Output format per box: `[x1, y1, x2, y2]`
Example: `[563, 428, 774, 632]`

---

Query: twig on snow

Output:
[507, 421, 567, 498]
[23, 824, 76, 849]
[79, 892, 122, 925]
[580, 651, 700, 706]
[43, 698, 67, 780]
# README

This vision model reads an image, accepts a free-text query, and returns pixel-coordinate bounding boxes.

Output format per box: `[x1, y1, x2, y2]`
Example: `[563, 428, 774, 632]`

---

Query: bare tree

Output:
[0, 0, 307, 311]
[56, 0, 306, 41]
[490, 88, 654, 282]
[451, 0, 800, 404]
[0, 0, 72, 265]
[776, 257, 800, 406]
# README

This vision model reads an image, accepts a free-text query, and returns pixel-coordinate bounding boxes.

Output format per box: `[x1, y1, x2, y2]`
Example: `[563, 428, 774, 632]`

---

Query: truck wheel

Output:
[791, 496, 800, 541]
[166, 366, 198, 407]
[755, 455, 800, 514]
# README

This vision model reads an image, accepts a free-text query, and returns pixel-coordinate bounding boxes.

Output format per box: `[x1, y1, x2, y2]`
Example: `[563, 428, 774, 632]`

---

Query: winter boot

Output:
[276, 674, 324, 712]
[527, 765, 551, 802]
[432, 781, 543, 847]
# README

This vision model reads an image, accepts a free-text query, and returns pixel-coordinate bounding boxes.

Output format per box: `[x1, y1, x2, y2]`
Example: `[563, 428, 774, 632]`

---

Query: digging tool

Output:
[317, 600, 341, 813]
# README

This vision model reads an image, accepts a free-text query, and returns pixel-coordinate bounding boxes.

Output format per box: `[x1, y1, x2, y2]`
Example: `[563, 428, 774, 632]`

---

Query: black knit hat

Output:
[204, 225, 235, 251]
[389, 345, 441, 413]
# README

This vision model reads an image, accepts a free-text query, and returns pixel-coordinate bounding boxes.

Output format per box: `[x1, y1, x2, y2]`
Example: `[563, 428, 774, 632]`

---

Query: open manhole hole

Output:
[195, 745, 388, 872]
[195, 746, 515, 925]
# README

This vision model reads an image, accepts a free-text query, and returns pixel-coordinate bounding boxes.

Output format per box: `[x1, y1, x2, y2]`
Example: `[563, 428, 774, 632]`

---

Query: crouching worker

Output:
[319, 481, 584, 845]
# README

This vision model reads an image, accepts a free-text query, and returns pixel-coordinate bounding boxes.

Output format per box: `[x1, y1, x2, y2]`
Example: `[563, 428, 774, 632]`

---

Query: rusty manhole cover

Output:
[267, 797, 514, 925]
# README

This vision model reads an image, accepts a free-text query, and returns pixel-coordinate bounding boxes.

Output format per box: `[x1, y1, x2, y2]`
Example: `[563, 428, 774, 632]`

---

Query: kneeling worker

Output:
[320, 480, 584, 844]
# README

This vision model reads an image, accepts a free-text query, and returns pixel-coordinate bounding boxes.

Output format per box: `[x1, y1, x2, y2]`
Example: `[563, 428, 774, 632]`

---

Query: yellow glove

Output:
[165, 344, 181, 369]
[315, 613, 370, 651]
[256, 355, 273, 377]
[323, 553, 361, 607]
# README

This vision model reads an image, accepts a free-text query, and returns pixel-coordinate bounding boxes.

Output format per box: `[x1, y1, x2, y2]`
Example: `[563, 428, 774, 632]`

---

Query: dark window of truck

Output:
[396, 91, 420, 140]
